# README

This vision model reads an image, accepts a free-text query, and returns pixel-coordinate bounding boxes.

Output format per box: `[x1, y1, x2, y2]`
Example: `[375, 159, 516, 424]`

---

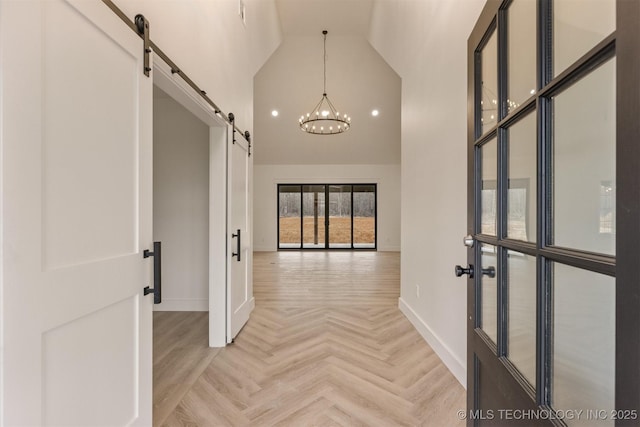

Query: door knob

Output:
[482, 266, 496, 278]
[463, 234, 474, 248]
[455, 264, 474, 278]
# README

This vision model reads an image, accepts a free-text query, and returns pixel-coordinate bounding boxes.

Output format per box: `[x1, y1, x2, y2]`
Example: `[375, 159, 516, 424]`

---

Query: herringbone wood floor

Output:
[156, 251, 465, 426]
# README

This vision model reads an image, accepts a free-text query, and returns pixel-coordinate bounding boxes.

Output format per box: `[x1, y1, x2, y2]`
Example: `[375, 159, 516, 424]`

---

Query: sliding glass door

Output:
[328, 185, 352, 248]
[278, 184, 376, 250]
[303, 185, 325, 249]
[353, 185, 376, 248]
[278, 185, 302, 249]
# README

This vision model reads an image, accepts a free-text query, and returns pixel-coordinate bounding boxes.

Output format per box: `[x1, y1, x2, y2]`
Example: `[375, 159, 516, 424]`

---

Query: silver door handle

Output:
[463, 234, 474, 248]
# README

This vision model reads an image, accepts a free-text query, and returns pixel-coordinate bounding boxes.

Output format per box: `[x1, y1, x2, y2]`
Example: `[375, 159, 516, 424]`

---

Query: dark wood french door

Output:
[464, 1, 640, 425]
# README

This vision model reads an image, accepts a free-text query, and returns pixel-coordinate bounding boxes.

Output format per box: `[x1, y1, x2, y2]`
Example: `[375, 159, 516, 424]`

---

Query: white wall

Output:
[254, 164, 400, 252]
[115, 0, 282, 135]
[368, 0, 485, 386]
[153, 88, 210, 311]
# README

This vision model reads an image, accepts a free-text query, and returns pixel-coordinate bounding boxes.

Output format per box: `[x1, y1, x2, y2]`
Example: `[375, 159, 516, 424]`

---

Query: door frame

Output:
[466, 0, 640, 422]
[153, 57, 229, 347]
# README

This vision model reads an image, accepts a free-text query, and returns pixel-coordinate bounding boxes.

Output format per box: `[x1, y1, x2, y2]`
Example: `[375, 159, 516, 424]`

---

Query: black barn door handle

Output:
[232, 229, 241, 262]
[143, 241, 162, 304]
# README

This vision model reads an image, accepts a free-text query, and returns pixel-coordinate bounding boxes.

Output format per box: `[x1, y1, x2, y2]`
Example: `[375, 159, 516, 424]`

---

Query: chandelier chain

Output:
[323, 31, 327, 94]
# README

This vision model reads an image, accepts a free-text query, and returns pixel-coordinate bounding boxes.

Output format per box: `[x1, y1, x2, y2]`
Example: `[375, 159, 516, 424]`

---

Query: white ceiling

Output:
[253, 34, 400, 165]
[275, 0, 374, 36]
[252, 0, 400, 166]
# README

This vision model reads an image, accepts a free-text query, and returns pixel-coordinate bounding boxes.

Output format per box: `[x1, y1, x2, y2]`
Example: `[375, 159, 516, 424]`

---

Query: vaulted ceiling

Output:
[275, 0, 373, 36]
[253, 0, 401, 166]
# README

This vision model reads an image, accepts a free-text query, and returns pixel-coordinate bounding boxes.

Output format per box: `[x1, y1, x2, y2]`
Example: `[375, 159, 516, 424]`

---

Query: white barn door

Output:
[227, 131, 254, 342]
[0, 1, 153, 425]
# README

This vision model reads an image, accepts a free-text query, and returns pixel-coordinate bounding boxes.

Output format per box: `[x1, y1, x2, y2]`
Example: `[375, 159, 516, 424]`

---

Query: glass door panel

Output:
[507, 112, 536, 242]
[278, 185, 302, 249]
[480, 243, 498, 345]
[552, 262, 615, 423]
[507, 0, 537, 111]
[507, 250, 536, 387]
[353, 185, 376, 249]
[329, 185, 352, 248]
[480, 30, 498, 134]
[552, 58, 616, 255]
[553, 0, 615, 77]
[481, 138, 498, 236]
[302, 185, 325, 248]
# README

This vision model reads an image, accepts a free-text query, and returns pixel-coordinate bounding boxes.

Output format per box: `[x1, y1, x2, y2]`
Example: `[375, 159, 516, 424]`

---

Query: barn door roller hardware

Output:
[229, 112, 236, 144]
[228, 113, 252, 155]
[134, 14, 151, 77]
[101, 0, 253, 146]
[245, 131, 252, 156]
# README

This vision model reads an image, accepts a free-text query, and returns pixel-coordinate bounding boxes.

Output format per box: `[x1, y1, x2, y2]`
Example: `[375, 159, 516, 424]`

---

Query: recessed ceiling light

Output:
[371, 109, 379, 117]
[271, 110, 279, 117]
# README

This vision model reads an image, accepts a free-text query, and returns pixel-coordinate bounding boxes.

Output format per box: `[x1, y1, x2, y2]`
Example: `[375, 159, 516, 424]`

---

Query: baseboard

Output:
[252, 247, 399, 252]
[398, 297, 466, 387]
[153, 298, 208, 311]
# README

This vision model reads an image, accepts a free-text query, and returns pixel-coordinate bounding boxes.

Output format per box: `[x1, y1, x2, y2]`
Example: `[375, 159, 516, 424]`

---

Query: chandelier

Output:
[299, 30, 351, 135]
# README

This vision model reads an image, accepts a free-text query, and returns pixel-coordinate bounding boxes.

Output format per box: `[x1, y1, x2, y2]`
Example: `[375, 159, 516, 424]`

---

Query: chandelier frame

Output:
[299, 30, 351, 135]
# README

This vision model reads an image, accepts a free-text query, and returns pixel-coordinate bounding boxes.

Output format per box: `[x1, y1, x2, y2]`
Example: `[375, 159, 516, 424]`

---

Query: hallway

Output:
[157, 252, 464, 426]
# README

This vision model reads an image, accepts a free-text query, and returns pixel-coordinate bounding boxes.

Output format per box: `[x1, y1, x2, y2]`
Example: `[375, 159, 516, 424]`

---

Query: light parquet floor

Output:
[158, 251, 465, 427]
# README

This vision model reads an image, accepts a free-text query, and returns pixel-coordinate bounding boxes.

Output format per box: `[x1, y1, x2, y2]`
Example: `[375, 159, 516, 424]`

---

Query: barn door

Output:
[227, 129, 253, 342]
[0, 1, 153, 424]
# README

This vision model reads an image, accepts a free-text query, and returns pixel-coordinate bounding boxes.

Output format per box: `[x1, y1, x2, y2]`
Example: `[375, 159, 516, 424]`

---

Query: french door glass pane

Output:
[302, 185, 325, 248]
[507, 112, 536, 242]
[329, 185, 352, 248]
[480, 30, 498, 134]
[278, 185, 301, 248]
[481, 138, 497, 236]
[507, 250, 536, 387]
[353, 185, 376, 248]
[552, 58, 615, 255]
[481, 244, 498, 344]
[553, 0, 615, 77]
[552, 263, 615, 424]
[507, 0, 536, 111]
